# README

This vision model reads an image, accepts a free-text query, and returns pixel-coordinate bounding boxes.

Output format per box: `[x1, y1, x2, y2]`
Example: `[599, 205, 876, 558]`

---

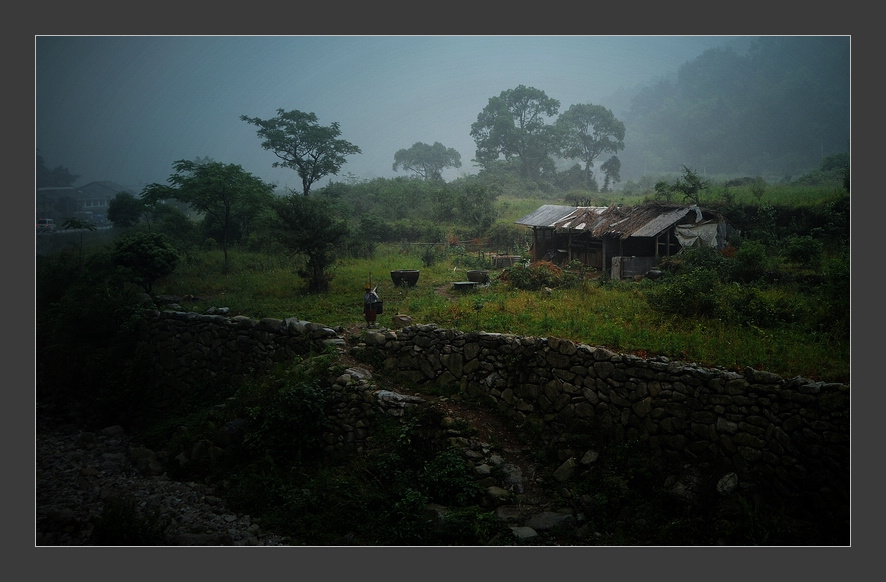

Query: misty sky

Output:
[36, 35, 742, 192]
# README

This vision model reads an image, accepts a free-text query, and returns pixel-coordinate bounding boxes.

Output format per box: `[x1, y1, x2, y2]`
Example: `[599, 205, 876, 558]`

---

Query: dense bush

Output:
[500, 261, 571, 290]
[659, 245, 729, 279]
[112, 231, 181, 294]
[817, 250, 850, 337]
[235, 358, 334, 467]
[645, 268, 720, 318]
[221, 416, 497, 544]
[781, 234, 824, 269]
[718, 284, 809, 327]
[419, 446, 484, 506]
[385, 218, 447, 243]
[729, 240, 772, 283]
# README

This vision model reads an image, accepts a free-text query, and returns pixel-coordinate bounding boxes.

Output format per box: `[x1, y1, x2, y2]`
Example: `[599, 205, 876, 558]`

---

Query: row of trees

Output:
[41, 38, 848, 208]
[235, 88, 626, 197]
[111, 159, 349, 290]
[107, 156, 508, 292]
[104, 147, 848, 296]
[238, 39, 848, 191]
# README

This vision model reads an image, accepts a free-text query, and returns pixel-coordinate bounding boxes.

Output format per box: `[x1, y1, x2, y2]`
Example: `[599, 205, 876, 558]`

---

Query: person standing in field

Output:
[363, 284, 380, 328]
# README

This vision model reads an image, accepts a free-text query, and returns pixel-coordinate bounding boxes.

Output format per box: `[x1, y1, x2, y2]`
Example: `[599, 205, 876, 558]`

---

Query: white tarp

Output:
[675, 221, 720, 248]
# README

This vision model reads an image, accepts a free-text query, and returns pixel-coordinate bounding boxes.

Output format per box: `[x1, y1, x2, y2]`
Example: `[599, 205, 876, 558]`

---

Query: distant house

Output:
[515, 202, 737, 279]
[35, 180, 129, 224]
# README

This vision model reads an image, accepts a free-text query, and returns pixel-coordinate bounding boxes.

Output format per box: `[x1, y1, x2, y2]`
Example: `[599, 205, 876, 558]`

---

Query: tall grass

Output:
[153, 243, 849, 383]
[701, 183, 848, 208]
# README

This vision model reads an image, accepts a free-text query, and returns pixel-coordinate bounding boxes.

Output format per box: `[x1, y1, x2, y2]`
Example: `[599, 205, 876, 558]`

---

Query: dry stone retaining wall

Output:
[134, 310, 426, 453]
[134, 310, 345, 410]
[135, 311, 849, 506]
[361, 324, 849, 503]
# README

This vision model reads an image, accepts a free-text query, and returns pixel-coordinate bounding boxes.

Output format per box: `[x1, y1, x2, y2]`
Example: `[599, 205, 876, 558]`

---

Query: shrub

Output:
[433, 507, 511, 545]
[36, 248, 148, 424]
[729, 240, 771, 283]
[421, 244, 443, 267]
[660, 245, 729, 279]
[448, 245, 491, 269]
[645, 268, 720, 318]
[816, 251, 850, 338]
[112, 232, 181, 294]
[419, 447, 484, 506]
[718, 284, 809, 327]
[500, 261, 570, 291]
[389, 488, 432, 544]
[238, 360, 331, 466]
[781, 235, 823, 269]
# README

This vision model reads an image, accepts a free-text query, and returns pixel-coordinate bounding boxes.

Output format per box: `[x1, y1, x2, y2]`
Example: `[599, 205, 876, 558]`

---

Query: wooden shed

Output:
[516, 202, 736, 278]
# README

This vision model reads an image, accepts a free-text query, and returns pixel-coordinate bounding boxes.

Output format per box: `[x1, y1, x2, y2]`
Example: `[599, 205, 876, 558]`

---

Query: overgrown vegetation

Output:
[143, 357, 509, 545]
[36, 166, 849, 545]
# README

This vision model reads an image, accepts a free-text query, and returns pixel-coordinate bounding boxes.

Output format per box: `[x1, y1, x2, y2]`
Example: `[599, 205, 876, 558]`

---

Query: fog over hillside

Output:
[36, 35, 849, 192]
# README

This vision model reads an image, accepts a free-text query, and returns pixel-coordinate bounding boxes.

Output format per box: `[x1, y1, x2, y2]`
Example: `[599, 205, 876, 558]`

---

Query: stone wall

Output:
[359, 324, 850, 503]
[134, 310, 426, 453]
[134, 310, 346, 409]
[135, 311, 849, 506]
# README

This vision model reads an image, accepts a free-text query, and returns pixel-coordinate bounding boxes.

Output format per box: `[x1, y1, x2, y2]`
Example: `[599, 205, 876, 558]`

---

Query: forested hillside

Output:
[614, 36, 850, 182]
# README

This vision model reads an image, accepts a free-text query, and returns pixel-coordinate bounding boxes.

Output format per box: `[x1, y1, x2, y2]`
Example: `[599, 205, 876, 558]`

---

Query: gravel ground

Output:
[35, 409, 289, 547]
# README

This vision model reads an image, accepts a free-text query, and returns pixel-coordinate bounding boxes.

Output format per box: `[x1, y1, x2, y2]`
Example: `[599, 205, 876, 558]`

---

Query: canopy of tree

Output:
[392, 142, 462, 181]
[471, 85, 562, 181]
[241, 109, 362, 196]
[556, 104, 625, 190]
[107, 192, 145, 228]
[141, 160, 275, 271]
[469, 86, 628, 190]
[111, 232, 180, 294]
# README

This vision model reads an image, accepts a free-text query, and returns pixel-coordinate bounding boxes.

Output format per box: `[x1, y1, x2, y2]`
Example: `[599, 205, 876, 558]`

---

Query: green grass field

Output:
[154, 243, 849, 384]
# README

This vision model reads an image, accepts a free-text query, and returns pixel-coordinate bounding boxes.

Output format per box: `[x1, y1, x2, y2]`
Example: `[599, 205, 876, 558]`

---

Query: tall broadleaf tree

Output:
[470, 85, 561, 181]
[241, 109, 362, 196]
[555, 103, 625, 191]
[392, 141, 462, 181]
[142, 160, 275, 272]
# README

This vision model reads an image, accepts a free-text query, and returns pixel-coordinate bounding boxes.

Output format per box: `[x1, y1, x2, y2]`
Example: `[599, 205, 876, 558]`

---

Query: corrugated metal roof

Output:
[587, 204, 702, 240]
[551, 206, 608, 231]
[515, 204, 577, 227]
[519, 202, 728, 241]
[631, 206, 693, 237]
